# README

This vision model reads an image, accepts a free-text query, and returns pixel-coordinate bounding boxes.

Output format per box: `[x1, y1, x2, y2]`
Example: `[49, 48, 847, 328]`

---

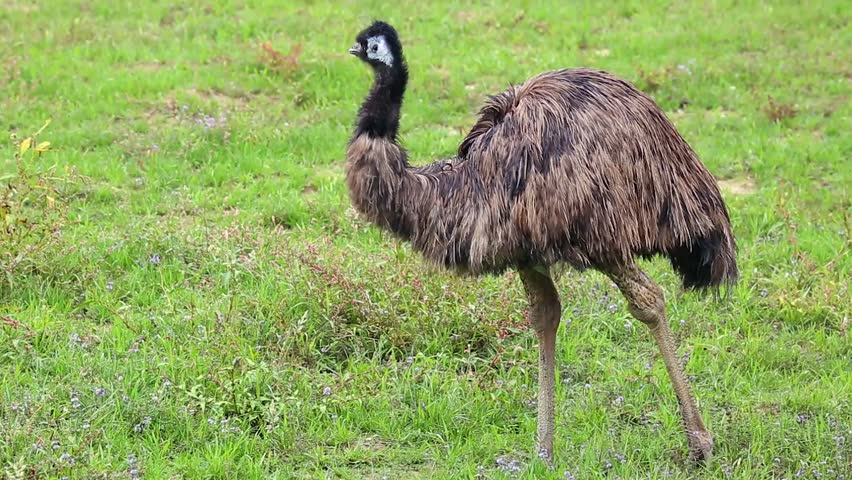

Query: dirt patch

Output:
[129, 61, 169, 73]
[313, 165, 342, 180]
[718, 177, 757, 196]
[141, 87, 263, 124]
[301, 184, 318, 196]
[821, 94, 847, 118]
[187, 88, 256, 110]
[704, 108, 740, 119]
[3, 56, 22, 83]
[456, 11, 479, 23]
[5, 2, 39, 13]
[353, 436, 390, 452]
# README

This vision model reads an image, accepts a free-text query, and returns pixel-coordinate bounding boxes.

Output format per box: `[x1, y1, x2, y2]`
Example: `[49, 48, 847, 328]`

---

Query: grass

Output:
[1, 0, 850, 478]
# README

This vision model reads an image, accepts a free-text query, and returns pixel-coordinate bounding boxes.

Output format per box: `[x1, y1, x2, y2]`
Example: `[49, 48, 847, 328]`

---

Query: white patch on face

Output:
[366, 35, 394, 66]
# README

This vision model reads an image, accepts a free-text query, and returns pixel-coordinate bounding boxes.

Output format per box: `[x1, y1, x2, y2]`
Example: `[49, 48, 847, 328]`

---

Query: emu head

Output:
[349, 21, 403, 70]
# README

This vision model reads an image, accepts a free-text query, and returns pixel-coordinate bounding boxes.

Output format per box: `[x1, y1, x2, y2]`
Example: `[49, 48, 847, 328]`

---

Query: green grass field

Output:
[1, 1, 850, 478]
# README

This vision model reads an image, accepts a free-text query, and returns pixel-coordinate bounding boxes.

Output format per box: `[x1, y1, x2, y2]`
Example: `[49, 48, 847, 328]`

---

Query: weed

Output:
[259, 42, 302, 77]
[764, 97, 799, 122]
[1, 120, 81, 284]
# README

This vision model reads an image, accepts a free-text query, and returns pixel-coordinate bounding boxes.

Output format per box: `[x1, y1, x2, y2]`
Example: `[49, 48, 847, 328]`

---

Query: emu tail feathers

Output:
[668, 229, 737, 292]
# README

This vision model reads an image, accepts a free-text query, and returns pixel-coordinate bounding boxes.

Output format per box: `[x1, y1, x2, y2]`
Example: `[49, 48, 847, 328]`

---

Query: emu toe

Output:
[687, 429, 714, 464]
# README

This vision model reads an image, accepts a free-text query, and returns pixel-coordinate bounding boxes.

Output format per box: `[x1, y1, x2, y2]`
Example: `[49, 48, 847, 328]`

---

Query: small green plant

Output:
[1, 120, 78, 283]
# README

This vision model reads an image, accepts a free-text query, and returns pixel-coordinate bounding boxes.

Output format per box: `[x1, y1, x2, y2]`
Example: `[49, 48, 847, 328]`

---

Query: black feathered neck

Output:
[353, 21, 408, 140]
[355, 62, 408, 139]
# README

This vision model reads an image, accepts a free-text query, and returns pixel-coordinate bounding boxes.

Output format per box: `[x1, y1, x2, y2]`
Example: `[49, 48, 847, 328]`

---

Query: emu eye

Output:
[370, 44, 378, 53]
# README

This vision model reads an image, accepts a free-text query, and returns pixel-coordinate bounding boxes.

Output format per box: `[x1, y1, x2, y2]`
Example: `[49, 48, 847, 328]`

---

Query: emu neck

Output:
[356, 65, 407, 140]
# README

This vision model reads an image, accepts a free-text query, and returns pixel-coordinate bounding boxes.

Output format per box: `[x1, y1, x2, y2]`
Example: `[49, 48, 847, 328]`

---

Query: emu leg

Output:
[519, 267, 561, 460]
[606, 262, 714, 463]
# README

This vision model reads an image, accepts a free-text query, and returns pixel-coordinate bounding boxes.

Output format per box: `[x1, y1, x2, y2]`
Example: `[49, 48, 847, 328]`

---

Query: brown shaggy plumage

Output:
[344, 21, 736, 462]
[346, 68, 737, 287]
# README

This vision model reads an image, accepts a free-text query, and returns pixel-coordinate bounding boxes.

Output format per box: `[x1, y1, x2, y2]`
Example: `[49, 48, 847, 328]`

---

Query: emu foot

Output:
[536, 446, 553, 464]
[687, 429, 714, 464]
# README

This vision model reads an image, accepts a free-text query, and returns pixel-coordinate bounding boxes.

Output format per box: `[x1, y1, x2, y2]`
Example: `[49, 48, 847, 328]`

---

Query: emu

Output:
[344, 21, 736, 462]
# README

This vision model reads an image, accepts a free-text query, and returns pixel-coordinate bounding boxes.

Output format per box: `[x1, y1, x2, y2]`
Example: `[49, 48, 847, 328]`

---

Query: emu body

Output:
[345, 21, 736, 462]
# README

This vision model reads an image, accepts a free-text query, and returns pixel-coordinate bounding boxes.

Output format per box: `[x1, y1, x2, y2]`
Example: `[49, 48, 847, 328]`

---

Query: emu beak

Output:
[348, 43, 361, 56]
